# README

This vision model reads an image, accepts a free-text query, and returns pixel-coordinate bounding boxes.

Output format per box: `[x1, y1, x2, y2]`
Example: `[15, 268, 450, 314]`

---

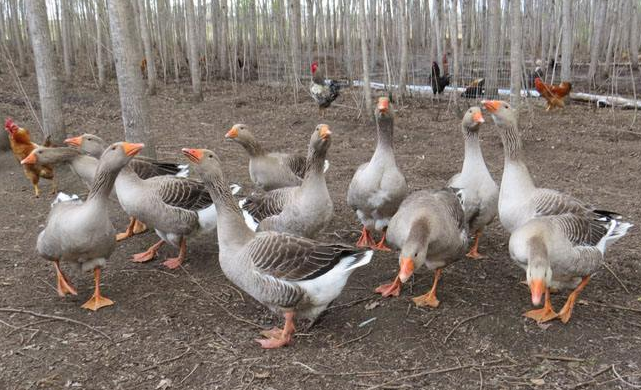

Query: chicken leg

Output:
[466, 230, 486, 259]
[355, 226, 376, 248]
[53, 259, 77, 296]
[524, 287, 557, 323]
[81, 268, 114, 311]
[556, 276, 590, 324]
[255, 311, 295, 349]
[375, 275, 402, 297]
[412, 268, 442, 308]
[162, 237, 187, 269]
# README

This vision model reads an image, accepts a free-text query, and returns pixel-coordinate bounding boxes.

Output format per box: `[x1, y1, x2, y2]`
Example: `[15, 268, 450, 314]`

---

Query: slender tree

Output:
[397, 0, 408, 96]
[9, 0, 26, 76]
[25, 0, 64, 144]
[107, 0, 156, 157]
[358, 0, 372, 117]
[138, 0, 157, 94]
[587, 0, 606, 85]
[631, 0, 639, 71]
[96, 0, 107, 91]
[486, 0, 500, 97]
[560, 0, 572, 81]
[510, 0, 522, 106]
[185, 0, 203, 101]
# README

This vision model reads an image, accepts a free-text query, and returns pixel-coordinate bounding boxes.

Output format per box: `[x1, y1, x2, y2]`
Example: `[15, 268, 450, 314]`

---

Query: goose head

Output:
[225, 124, 252, 143]
[461, 106, 485, 134]
[309, 124, 332, 155]
[482, 100, 515, 129]
[65, 133, 109, 158]
[526, 241, 552, 306]
[20, 146, 80, 166]
[182, 148, 223, 182]
[397, 218, 430, 283]
[375, 96, 393, 121]
[98, 142, 144, 171]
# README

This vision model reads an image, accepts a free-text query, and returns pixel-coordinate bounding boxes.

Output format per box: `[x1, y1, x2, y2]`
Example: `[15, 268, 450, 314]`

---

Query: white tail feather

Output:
[229, 184, 242, 195]
[175, 164, 190, 177]
[596, 218, 633, 254]
[239, 198, 259, 231]
[51, 192, 81, 207]
[344, 250, 374, 272]
[323, 160, 330, 173]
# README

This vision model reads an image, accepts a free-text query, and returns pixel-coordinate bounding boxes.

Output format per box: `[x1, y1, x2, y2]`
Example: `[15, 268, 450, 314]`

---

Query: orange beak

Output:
[121, 142, 144, 157]
[377, 97, 390, 113]
[529, 279, 546, 306]
[182, 148, 204, 163]
[21, 151, 37, 165]
[482, 100, 501, 113]
[472, 111, 485, 124]
[398, 257, 415, 283]
[64, 136, 83, 147]
[225, 127, 238, 139]
[319, 124, 332, 140]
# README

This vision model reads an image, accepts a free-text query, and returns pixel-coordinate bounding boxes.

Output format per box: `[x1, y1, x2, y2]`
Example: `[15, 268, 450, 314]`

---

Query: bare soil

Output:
[1, 75, 640, 390]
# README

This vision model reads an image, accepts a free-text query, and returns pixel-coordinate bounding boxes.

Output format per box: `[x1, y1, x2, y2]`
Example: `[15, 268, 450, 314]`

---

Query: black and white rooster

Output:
[310, 61, 343, 117]
[431, 55, 451, 94]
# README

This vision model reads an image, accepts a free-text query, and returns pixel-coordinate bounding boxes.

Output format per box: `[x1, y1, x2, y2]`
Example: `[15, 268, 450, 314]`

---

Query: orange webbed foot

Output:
[524, 306, 558, 323]
[132, 220, 148, 235]
[375, 277, 402, 297]
[81, 294, 114, 311]
[355, 227, 376, 248]
[162, 256, 184, 270]
[254, 335, 292, 349]
[465, 249, 486, 260]
[54, 261, 77, 297]
[132, 250, 157, 263]
[260, 327, 284, 339]
[412, 292, 440, 308]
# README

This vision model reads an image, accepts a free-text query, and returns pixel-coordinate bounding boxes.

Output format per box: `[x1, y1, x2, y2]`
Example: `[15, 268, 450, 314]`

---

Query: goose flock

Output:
[13, 97, 632, 349]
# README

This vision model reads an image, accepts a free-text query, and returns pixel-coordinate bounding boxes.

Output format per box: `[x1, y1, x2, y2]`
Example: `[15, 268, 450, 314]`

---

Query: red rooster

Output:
[309, 61, 343, 117]
[534, 77, 572, 110]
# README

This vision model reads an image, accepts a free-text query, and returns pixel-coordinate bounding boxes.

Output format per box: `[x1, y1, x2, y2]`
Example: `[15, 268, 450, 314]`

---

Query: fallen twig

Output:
[180, 362, 201, 384]
[444, 313, 489, 343]
[334, 328, 373, 349]
[602, 262, 630, 294]
[0, 308, 111, 340]
[532, 354, 585, 363]
[612, 365, 641, 389]
[327, 295, 376, 311]
[583, 301, 641, 314]
[141, 348, 191, 372]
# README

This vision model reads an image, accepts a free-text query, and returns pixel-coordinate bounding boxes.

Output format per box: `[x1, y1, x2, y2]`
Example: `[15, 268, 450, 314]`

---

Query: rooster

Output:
[4, 118, 56, 197]
[309, 61, 343, 117]
[431, 55, 450, 94]
[461, 78, 485, 98]
[534, 77, 572, 110]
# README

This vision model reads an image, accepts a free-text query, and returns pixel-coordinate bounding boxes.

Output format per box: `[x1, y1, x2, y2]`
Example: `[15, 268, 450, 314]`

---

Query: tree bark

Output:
[358, 0, 372, 117]
[560, 0, 572, 81]
[630, 0, 639, 71]
[290, 0, 302, 95]
[61, 0, 73, 79]
[485, 0, 500, 97]
[9, 0, 27, 76]
[448, 0, 459, 87]
[306, 0, 315, 64]
[587, 0, 606, 85]
[107, 0, 156, 157]
[397, 0, 408, 96]
[138, 0, 157, 95]
[185, 0, 202, 101]
[510, 0, 522, 106]
[96, 0, 107, 90]
[25, 0, 64, 144]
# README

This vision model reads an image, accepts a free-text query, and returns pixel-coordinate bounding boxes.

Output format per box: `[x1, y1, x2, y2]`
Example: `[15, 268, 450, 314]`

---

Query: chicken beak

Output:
[377, 97, 390, 113]
[4, 118, 18, 135]
[121, 142, 145, 157]
[64, 136, 83, 147]
[319, 124, 332, 140]
[21, 151, 37, 165]
[398, 257, 415, 283]
[482, 100, 501, 113]
[182, 148, 204, 163]
[225, 127, 238, 139]
[529, 279, 546, 306]
[472, 111, 485, 124]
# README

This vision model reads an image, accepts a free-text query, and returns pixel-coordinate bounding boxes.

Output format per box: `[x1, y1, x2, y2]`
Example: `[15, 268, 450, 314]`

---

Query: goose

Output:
[182, 147, 372, 349]
[25, 146, 101, 192]
[225, 124, 329, 191]
[240, 124, 333, 238]
[483, 100, 632, 323]
[347, 96, 408, 250]
[65, 134, 188, 239]
[375, 188, 468, 307]
[447, 107, 498, 259]
[21, 141, 144, 310]
[67, 134, 217, 269]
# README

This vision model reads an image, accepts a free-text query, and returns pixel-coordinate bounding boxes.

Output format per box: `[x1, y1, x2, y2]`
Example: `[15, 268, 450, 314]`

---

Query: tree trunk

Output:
[485, 0, 500, 97]
[603, 0, 619, 78]
[290, 0, 302, 96]
[560, 0, 572, 81]
[185, 0, 202, 101]
[448, 0, 459, 87]
[587, 0, 606, 85]
[630, 0, 639, 71]
[358, 0, 372, 118]
[25, 0, 64, 144]
[248, 0, 258, 71]
[9, 0, 27, 76]
[539, 0, 549, 61]
[61, 0, 73, 79]
[397, 0, 408, 97]
[219, 0, 229, 78]
[138, 0, 157, 95]
[107, 0, 156, 157]
[96, 0, 107, 91]
[510, 0, 522, 106]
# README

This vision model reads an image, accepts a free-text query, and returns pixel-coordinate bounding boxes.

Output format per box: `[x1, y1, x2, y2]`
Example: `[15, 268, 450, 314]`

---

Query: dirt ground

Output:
[1, 75, 640, 390]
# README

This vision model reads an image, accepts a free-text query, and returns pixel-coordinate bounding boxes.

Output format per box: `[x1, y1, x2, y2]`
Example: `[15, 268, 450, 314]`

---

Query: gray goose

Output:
[65, 134, 188, 239]
[25, 146, 101, 193]
[67, 134, 217, 269]
[447, 107, 498, 259]
[226, 124, 328, 191]
[483, 100, 632, 323]
[183, 147, 372, 349]
[347, 97, 408, 250]
[240, 124, 334, 238]
[375, 188, 468, 307]
[21, 142, 144, 310]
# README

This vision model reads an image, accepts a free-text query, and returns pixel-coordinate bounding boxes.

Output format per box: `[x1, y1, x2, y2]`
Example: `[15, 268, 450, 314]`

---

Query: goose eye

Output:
[208, 154, 213, 159]
[111, 146, 116, 150]
[414, 252, 418, 257]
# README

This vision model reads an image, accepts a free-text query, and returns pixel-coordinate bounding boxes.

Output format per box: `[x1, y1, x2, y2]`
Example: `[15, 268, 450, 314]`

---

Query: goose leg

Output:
[412, 268, 442, 308]
[375, 276, 402, 297]
[53, 259, 77, 297]
[132, 219, 148, 234]
[355, 226, 376, 248]
[81, 268, 114, 311]
[255, 311, 295, 349]
[466, 230, 486, 259]
[556, 276, 590, 324]
[132, 240, 165, 263]
[162, 238, 187, 269]
[116, 217, 136, 241]
[372, 229, 392, 251]
[524, 287, 557, 323]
